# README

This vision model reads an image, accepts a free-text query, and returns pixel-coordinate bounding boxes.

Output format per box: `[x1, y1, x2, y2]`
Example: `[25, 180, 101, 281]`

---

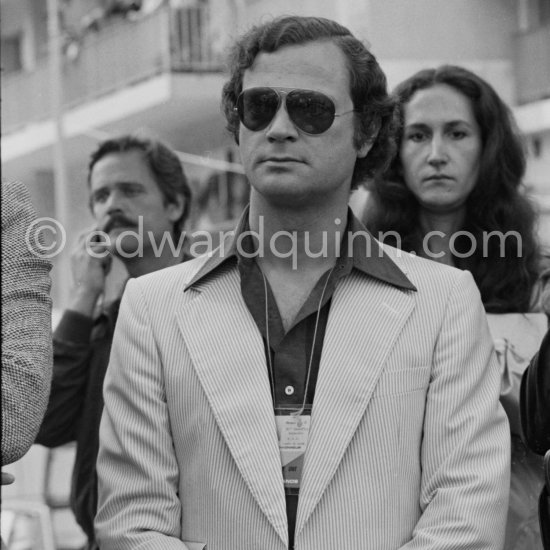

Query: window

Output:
[539, 0, 550, 24]
[1, 34, 22, 73]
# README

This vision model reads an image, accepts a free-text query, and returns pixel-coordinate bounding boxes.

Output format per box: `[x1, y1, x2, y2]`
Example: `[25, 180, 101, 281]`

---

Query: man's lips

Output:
[260, 156, 303, 164]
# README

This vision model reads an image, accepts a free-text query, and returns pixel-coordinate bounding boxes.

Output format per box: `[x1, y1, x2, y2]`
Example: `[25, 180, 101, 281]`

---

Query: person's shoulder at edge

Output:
[532, 250, 550, 315]
[2, 179, 31, 197]
[2, 180, 35, 223]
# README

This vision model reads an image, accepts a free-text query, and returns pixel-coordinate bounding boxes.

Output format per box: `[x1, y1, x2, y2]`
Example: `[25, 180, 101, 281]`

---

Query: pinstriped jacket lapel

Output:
[175, 266, 288, 546]
[296, 272, 415, 535]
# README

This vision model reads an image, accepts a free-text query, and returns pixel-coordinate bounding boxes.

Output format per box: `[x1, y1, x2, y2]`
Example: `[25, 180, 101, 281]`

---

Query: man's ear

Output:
[167, 195, 185, 223]
[357, 141, 373, 159]
[357, 117, 381, 159]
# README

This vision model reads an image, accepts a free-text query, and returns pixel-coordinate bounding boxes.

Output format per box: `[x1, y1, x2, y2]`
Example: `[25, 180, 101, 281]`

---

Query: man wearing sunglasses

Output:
[96, 16, 510, 550]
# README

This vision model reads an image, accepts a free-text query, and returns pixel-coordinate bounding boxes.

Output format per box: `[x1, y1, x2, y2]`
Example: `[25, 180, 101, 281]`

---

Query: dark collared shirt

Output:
[187, 206, 415, 547]
[36, 299, 121, 543]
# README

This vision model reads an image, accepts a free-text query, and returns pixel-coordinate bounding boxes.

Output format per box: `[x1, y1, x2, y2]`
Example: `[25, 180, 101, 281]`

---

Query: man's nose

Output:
[265, 99, 299, 141]
[105, 191, 124, 215]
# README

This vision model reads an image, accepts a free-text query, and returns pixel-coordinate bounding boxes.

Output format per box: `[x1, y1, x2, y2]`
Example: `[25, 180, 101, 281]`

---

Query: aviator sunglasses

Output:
[235, 87, 355, 135]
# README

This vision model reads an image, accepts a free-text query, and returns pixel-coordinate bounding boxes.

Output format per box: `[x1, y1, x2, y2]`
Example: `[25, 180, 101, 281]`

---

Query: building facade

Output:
[2, 0, 549, 309]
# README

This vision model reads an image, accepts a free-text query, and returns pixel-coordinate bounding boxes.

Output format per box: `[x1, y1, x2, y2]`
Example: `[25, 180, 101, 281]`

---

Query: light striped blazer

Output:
[96, 243, 510, 550]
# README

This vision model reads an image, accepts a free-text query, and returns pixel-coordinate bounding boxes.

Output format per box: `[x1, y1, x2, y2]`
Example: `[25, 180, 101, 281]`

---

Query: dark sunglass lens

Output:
[287, 90, 335, 134]
[238, 88, 279, 131]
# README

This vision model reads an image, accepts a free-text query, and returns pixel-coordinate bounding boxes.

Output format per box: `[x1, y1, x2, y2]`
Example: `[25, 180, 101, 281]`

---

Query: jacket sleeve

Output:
[521, 328, 550, 455]
[401, 270, 511, 550]
[95, 278, 189, 549]
[35, 310, 95, 447]
[1, 181, 53, 466]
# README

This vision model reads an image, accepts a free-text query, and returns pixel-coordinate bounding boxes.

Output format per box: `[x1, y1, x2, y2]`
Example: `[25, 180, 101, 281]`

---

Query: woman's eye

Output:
[406, 132, 426, 142]
[450, 130, 467, 139]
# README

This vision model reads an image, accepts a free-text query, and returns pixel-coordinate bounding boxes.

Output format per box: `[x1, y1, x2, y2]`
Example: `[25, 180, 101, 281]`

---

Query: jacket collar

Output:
[185, 206, 416, 292]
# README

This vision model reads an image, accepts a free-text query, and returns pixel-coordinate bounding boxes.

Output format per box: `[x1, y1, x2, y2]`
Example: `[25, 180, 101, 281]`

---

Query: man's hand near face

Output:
[68, 222, 113, 317]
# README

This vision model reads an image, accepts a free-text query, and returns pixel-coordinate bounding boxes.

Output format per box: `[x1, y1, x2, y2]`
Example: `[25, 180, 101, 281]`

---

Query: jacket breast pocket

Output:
[373, 366, 430, 397]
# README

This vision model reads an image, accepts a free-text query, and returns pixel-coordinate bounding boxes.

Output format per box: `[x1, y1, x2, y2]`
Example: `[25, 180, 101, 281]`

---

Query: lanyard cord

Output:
[263, 273, 276, 403]
[262, 266, 335, 416]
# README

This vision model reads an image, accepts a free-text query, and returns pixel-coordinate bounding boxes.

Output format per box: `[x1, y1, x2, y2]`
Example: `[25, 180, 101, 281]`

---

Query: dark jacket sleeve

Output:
[35, 310, 94, 448]
[521, 328, 550, 455]
[1, 181, 53, 466]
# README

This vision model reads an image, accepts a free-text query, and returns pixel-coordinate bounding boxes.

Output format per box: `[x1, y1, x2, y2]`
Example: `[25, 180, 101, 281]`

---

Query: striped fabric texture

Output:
[96, 245, 510, 550]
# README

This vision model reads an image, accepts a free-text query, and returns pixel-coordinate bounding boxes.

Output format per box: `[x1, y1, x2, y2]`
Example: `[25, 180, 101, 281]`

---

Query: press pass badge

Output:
[275, 413, 311, 493]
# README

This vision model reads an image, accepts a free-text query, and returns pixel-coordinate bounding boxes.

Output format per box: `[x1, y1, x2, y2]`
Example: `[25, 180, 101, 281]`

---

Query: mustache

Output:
[102, 214, 137, 233]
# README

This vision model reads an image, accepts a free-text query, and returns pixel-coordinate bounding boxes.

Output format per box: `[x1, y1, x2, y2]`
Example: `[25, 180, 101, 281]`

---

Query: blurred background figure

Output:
[34, 135, 192, 550]
[521, 327, 550, 550]
[1, 180, 53, 480]
[364, 64, 550, 550]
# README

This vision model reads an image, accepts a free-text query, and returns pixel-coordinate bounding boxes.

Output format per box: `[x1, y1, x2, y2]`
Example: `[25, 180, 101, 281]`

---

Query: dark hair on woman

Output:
[365, 65, 540, 313]
[87, 134, 192, 234]
[221, 15, 397, 188]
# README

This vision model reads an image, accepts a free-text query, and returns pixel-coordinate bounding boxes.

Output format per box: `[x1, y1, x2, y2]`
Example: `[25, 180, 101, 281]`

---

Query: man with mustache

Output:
[36, 134, 191, 550]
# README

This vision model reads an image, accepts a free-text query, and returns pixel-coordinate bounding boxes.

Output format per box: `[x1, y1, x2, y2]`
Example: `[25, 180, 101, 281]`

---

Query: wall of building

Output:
[526, 131, 550, 186]
[363, 0, 517, 104]
[208, 0, 519, 103]
[364, 0, 516, 60]
[1, 0, 48, 71]
[525, 130, 550, 248]
[208, 0, 341, 54]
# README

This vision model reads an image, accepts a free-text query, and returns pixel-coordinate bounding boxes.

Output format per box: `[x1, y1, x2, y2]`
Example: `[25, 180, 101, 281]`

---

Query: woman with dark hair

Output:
[365, 65, 542, 312]
[365, 65, 549, 550]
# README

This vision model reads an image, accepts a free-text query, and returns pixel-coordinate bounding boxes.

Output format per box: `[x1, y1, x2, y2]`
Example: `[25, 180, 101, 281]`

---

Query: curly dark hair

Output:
[365, 65, 540, 313]
[220, 15, 397, 189]
[87, 134, 192, 234]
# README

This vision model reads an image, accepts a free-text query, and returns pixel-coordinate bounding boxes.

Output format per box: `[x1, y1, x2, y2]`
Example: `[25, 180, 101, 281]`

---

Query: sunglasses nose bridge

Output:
[272, 89, 288, 117]
[266, 89, 299, 135]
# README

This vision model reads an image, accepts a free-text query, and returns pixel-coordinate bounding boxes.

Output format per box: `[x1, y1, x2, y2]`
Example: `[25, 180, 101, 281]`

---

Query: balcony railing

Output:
[1, 4, 224, 134]
[171, 4, 224, 72]
[513, 23, 550, 105]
